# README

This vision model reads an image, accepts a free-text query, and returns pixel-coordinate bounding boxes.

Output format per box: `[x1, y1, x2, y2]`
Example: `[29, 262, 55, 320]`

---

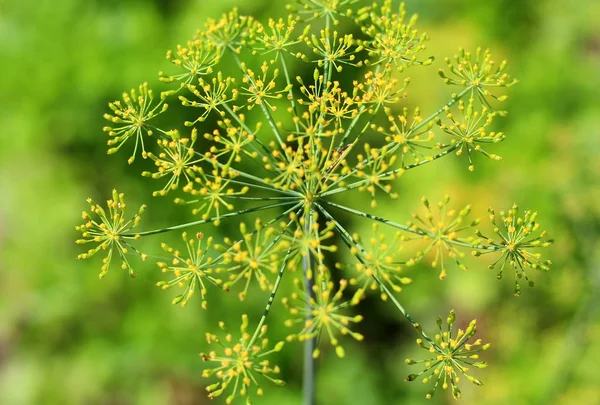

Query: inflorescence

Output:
[77, 0, 552, 401]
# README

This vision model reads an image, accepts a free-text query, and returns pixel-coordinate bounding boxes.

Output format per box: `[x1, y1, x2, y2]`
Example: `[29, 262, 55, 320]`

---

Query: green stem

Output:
[217, 161, 301, 197]
[318, 145, 460, 198]
[331, 86, 472, 189]
[123, 201, 295, 237]
[412, 86, 472, 133]
[221, 102, 275, 162]
[337, 65, 382, 148]
[247, 247, 294, 347]
[302, 207, 317, 405]
[207, 173, 297, 197]
[279, 52, 301, 134]
[320, 200, 501, 252]
[259, 102, 286, 148]
[227, 46, 286, 148]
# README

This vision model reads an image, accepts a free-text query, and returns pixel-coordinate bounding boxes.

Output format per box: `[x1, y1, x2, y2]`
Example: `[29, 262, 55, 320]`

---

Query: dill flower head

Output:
[81, 0, 555, 402]
[407, 196, 480, 279]
[75, 189, 146, 279]
[278, 211, 338, 272]
[349, 223, 412, 301]
[282, 276, 364, 358]
[438, 47, 518, 107]
[142, 129, 202, 196]
[287, 0, 360, 22]
[474, 204, 554, 296]
[156, 232, 222, 308]
[180, 72, 239, 125]
[356, 0, 433, 69]
[216, 219, 281, 300]
[201, 315, 285, 404]
[437, 99, 504, 171]
[159, 38, 221, 85]
[103, 82, 169, 164]
[250, 16, 308, 58]
[405, 310, 490, 399]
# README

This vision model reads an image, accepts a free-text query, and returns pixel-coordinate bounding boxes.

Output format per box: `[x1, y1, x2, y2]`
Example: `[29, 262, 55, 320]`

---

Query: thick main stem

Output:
[302, 208, 317, 405]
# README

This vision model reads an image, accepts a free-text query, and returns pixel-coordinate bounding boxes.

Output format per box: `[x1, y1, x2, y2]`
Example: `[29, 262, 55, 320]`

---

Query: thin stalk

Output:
[227, 46, 286, 148]
[336, 64, 383, 148]
[302, 208, 317, 405]
[123, 201, 294, 237]
[206, 173, 298, 197]
[247, 247, 294, 347]
[260, 102, 286, 148]
[215, 161, 283, 191]
[318, 144, 460, 198]
[314, 202, 437, 347]
[320, 200, 502, 252]
[279, 52, 301, 134]
[412, 86, 472, 133]
[331, 85, 472, 187]
[221, 102, 277, 163]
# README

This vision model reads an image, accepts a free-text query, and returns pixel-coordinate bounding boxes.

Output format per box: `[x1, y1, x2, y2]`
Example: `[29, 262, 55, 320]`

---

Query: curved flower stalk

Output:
[75, 1, 554, 403]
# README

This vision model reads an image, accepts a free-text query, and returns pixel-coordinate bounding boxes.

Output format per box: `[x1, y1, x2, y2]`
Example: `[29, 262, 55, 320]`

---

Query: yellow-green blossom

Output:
[282, 276, 363, 358]
[201, 315, 285, 404]
[405, 310, 490, 399]
[475, 204, 553, 295]
[75, 189, 146, 278]
[156, 232, 222, 308]
[103, 82, 169, 163]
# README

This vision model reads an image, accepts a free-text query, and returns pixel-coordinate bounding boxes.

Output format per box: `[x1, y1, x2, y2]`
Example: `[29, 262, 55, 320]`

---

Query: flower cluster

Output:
[215, 220, 281, 300]
[156, 232, 222, 308]
[356, 0, 433, 69]
[201, 315, 285, 404]
[349, 223, 412, 301]
[76, 1, 554, 403]
[103, 83, 169, 164]
[142, 129, 202, 196]
[282, 276, 364, 358]
[405, 310, 489, 399]
[76, 189, 146, 279]
[437, 100, 504, 171]
[475, 204, 553, 296]
[406, 196, 479, 279]
[438, 47, 518, 108]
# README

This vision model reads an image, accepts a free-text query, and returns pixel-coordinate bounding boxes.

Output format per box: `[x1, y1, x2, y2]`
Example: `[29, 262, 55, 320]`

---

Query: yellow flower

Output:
[156, 232, 222, 308]
[405, 310, 490, 399]
[103, 82, 169, 163]
[75, 189, 146, 278]
[201, 315, 285, 404]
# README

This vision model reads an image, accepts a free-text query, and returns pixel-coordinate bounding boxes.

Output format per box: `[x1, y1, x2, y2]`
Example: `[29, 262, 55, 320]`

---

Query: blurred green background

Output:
[1, 0, 599, 404]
